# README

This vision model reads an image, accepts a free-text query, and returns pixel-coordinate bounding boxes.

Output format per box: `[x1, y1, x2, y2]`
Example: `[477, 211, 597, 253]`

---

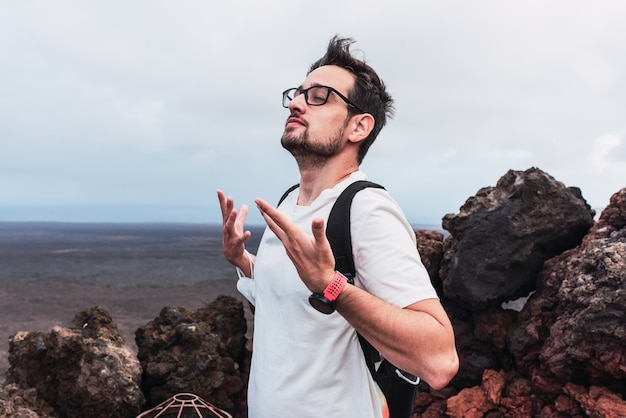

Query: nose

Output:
[288, 93, 306, 113]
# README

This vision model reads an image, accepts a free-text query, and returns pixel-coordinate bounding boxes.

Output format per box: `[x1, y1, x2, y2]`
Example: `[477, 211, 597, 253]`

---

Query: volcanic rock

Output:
[6, 306, 144, 418]
[427, 187, 626, 417]
[507, 187, 626, 397]
[415, 229, 446, 293]
[136, 295, 247, 416]
[440, 167, 595, 310]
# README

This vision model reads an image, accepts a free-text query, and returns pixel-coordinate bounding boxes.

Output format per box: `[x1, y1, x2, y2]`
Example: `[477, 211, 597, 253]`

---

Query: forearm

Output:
[336, 284, 458, 389]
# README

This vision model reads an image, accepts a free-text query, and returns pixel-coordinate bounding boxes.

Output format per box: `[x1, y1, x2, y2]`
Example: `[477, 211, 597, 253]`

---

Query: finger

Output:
[256, 200, 287, 242]
[255, 198, 294, 234]
[311, 218, 333, 255]
[238, 204, 249, 225]
[311, 218, 325, 239]
[258, 204, 283, 240]
[217, 190, 235, 222]
[217, 190, 227, 216]
[241, 230, 252, 242]
[237, 204, 252, 241]
[223, 207, 240, 235]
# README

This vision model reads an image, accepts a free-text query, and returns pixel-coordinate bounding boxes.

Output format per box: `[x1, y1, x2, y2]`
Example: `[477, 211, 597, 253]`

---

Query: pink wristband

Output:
[323, 271, 348, 302]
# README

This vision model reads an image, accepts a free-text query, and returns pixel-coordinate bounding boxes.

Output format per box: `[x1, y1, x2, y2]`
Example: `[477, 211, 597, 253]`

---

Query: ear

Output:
[347, 113, 375, 144]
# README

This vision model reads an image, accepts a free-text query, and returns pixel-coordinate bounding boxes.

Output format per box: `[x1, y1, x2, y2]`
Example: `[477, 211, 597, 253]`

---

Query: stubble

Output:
[281, 127, 345, 170]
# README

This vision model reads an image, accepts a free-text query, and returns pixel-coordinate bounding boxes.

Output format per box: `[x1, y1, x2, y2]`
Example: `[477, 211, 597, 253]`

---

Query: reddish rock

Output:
[414, 390, 433, 409]
[482, 369, 506, 405]
[473, 308, 518, 351]
[553, 393, 583, 416]
[508, 188, 626, 393]
[415, 229, 445, 291]
[564, 384, 626, 418]
[420, 399, 448, 418]
[6, 306, 144, 418]
[447, 386, 494, 418]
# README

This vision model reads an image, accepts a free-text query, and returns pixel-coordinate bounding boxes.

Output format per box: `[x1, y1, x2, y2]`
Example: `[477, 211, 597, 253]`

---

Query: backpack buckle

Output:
[395, 369, 420, 385]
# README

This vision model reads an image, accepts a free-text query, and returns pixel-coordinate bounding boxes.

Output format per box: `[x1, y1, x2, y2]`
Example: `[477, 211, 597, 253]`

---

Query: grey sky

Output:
[1, 1, 625, 226]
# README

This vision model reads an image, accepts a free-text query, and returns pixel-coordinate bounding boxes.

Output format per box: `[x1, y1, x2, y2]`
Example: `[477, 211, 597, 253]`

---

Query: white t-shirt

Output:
[237, 171, 437, 418]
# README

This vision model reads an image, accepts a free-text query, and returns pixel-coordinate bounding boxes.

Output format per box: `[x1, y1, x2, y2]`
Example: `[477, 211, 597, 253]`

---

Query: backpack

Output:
[278, 180, 419, 418]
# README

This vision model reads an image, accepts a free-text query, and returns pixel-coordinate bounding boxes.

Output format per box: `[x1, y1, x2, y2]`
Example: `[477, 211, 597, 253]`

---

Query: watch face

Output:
[309, 293, 335, 314]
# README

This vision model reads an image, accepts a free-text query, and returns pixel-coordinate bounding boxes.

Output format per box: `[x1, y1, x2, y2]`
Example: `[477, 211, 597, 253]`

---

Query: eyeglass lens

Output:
[283, 87, 331, 108]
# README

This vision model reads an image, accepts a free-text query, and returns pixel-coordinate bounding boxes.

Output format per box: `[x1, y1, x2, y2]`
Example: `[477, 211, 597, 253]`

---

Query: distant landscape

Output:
[0, 221, 265, 379]
[0, 222, 266, 286]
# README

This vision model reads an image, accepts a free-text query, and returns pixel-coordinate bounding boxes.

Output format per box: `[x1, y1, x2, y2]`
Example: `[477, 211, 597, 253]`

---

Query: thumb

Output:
[312, 218, 334, 268]
[311, 218, 332, 253]
[239, 204, 249, 221]
[311, 218, 326, 240]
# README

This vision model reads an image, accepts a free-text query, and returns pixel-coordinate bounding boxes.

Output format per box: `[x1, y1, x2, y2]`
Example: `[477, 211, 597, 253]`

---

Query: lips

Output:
[285, 115, 306, 128]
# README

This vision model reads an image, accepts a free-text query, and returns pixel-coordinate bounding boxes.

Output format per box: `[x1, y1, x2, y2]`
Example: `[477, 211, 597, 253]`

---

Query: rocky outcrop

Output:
[136, 295, 247, 417]
[413, 169, 626, 417]
[6, 306, 144, 418]
[2, 296, 248, 418]
[440, 167, 595, 311]
[507, 184, 626, 398]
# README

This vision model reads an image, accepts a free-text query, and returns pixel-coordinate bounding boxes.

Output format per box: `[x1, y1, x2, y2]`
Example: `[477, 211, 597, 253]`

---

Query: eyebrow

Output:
[298, 82, 325, 90]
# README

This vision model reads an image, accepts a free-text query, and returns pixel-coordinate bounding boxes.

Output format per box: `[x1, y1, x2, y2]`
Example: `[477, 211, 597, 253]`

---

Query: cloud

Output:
[1, 1, 626, 224]
[588, 134, 624, 174]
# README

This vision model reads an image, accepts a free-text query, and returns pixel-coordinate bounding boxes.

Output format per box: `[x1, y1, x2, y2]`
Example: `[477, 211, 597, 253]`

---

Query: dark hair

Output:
[308, 35, 394, 163]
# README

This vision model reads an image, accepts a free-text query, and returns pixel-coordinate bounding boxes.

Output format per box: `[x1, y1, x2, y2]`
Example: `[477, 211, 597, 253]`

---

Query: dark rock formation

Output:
[136, 295, 247, 417]
[507, 186, 626, 399]
[6, 306, 144, 418]
[415, 229, 445, 293]
[440, 167, 595, 311]
[412, 182, 626, 417]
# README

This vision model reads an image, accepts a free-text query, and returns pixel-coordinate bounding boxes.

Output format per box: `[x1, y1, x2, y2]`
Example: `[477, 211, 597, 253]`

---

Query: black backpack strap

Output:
[326, 180, 384, 282]
[327, 180, 418, 418]
[325, 181, 386, 381]
[325, 181, 386, 374]
[278, 184, 300, 207]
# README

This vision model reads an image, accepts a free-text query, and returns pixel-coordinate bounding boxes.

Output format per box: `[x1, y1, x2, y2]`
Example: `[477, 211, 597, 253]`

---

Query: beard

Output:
[281, 126, 345, 170]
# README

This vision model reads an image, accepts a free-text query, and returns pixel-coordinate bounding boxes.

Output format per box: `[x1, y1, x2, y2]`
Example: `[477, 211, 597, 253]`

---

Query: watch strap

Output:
[323, 271, 348, 302]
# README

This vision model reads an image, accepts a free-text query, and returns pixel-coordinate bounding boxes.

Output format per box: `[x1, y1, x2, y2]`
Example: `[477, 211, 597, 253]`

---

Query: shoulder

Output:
[351, 186, 406, 221]
[350, 185, 415, 242]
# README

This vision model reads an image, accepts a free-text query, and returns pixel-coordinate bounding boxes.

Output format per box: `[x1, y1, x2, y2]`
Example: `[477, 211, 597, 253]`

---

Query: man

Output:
[218, 36, 458, 417]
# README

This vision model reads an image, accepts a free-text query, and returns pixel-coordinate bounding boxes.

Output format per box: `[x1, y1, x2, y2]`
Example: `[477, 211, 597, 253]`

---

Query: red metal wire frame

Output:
[136, 392, 233, 418]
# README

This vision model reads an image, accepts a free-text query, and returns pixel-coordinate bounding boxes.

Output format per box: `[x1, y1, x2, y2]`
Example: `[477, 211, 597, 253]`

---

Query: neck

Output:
[296, 161, 359, 206]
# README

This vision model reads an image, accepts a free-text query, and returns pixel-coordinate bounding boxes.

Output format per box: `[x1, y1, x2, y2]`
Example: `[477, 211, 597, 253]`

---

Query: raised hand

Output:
[217, 190, 253, 274]
[255, 197, 335, 293]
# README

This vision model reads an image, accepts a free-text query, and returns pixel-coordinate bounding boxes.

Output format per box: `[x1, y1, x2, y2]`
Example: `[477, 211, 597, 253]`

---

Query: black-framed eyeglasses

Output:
[282, 85, 365, 113]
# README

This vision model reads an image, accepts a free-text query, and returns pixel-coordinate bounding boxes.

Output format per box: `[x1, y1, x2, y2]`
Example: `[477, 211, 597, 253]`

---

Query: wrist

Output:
[232, 250, 254, 276]
[309, 271, 349, 314]
[322, 271, 348, 302]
